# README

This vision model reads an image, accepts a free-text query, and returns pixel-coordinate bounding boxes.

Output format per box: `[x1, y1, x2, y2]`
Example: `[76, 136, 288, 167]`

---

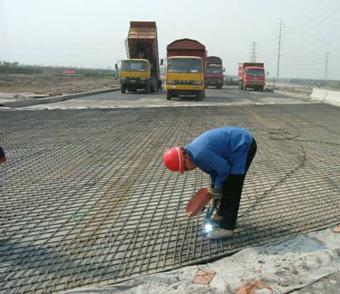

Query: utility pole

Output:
[250, 42, 257, 62]
[276, 20, 283, 81]
[324, 52, 329, 81]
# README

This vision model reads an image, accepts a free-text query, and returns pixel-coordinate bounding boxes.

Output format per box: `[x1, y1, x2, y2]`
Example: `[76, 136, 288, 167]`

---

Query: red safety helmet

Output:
[163, 146, 185, 175]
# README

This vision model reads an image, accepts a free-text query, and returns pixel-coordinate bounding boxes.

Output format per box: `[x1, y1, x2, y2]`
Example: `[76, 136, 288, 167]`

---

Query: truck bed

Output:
[166, 38, 206, 62]
[127, 21, 160, 79]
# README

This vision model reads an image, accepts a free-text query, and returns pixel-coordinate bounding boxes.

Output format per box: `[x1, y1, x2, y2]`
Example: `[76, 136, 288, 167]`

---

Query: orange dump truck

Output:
[119, 21, 161, 93]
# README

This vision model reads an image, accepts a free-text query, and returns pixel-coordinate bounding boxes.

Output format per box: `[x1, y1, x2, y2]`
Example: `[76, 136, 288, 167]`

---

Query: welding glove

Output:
[208, 198, 220, 209]
[208, 187, 223, 200]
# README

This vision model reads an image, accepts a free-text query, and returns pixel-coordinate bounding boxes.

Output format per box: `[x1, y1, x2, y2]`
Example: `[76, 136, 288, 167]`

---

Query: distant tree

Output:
[0, 61, 114, 75]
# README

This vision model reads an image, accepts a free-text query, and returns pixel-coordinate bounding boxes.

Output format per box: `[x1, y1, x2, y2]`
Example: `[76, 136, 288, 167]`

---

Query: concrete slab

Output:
[311, 88, 328, 102]
[325, 90, 340, 108]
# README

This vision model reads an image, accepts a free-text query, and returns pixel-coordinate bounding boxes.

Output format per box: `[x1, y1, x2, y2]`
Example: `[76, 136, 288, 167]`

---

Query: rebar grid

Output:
[0, 104, 340, 292]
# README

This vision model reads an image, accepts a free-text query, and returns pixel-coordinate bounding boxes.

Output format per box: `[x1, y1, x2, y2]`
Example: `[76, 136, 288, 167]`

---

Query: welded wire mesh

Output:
[0, 104, 339, 292]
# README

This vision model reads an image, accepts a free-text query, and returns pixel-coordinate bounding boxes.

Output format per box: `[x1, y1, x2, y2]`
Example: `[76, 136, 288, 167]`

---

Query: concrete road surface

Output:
[19, 86, 312, 110]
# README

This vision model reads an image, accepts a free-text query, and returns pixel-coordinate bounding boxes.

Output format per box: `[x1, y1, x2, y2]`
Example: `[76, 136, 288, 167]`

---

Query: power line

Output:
[288, 0, 338, 32]
[283, 0, 340, 51]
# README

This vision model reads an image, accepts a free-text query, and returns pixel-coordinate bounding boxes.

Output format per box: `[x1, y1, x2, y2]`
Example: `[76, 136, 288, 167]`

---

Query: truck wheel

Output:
[197, 90, 205, 99]
[121, 84, 126, 94]
[166, 91, 172, 100]
[150, 81, 156, 93]
[145, 82, 151, 94]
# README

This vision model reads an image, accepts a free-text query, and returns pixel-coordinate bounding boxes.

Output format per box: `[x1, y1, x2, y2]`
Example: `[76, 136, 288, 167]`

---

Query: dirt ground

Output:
[0, 74, 119, 99]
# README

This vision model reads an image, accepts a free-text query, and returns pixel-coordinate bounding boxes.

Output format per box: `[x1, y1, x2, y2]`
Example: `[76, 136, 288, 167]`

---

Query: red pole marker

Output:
[186, 187, 212, 217]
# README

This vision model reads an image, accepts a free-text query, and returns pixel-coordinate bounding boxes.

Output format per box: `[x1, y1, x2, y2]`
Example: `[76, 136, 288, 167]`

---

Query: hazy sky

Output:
[1, 0, 340, 79]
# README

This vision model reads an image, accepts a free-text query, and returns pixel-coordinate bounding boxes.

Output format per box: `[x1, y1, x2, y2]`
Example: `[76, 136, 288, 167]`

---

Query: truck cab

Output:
[120, 59, 152, 93]
[238, 63, 265, 91]
[164, 38, 206, 100]
[119, 21, 161, 94]
[165, 56, 205, 100]
[243, 66, 265, 91]
[205, 56, 224, 89]
[206, 65, 223, 89]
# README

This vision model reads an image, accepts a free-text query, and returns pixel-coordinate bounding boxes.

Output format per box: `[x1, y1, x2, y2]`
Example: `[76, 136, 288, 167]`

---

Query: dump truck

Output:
[119, 21, 161, 94]
[238, 62, 265, 91]
[205, 56, 224, 89]
[164, 38, 206, 100]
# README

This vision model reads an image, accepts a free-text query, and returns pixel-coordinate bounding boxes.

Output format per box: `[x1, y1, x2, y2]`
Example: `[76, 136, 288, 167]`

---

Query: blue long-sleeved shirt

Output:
[186, 127, 253, 189]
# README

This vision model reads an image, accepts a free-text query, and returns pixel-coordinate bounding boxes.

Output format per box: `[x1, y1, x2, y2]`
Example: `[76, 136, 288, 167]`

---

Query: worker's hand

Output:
[208, 187, 223, 200]
[208, 198, 221, 210]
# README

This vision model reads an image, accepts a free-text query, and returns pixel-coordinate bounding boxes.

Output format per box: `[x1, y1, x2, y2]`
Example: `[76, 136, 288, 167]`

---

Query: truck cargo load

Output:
[167, 39, 206, 61]
[205, 56, 224, 89]
[164, 38, 206, 100]
[238, 62, 265, 91]
[119, 21, 161, 93]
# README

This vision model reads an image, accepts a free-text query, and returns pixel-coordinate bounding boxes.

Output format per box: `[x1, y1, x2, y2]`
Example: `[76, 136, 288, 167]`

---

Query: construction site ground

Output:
[0, 73, 119, 102]
[1, 86, 340, 293]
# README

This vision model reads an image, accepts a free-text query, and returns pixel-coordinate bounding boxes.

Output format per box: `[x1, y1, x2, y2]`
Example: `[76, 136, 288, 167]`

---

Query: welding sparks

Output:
[204, 222, 213, 233]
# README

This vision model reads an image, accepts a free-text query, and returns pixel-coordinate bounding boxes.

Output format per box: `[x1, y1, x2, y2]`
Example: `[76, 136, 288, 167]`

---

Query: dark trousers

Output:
[218, 139, 257, 230]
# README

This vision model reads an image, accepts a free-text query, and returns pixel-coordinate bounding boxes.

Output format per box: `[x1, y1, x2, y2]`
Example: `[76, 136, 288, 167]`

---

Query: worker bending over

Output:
[163, 126, 257, 239]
